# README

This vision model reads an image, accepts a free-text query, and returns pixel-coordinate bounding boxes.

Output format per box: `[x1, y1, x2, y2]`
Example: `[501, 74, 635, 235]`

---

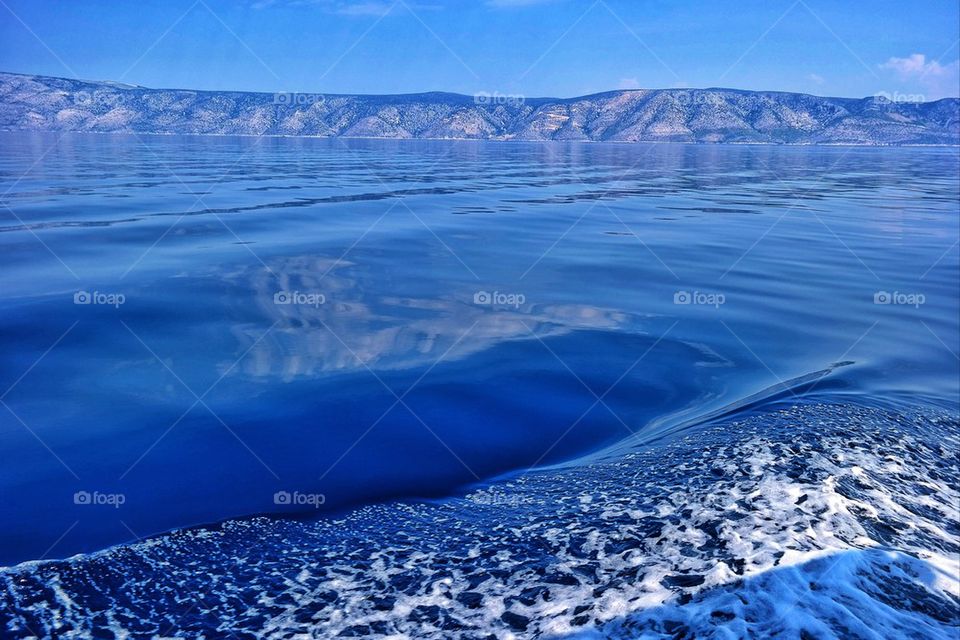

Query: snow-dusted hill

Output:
[1, 71, 957, 144]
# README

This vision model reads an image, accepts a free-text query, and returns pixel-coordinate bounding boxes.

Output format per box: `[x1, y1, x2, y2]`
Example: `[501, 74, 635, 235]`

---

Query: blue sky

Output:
[1, 0, 957, 99]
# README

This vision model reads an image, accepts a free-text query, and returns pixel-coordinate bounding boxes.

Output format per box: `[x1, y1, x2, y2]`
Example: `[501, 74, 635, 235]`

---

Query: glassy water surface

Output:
[0, 133, 957, 566]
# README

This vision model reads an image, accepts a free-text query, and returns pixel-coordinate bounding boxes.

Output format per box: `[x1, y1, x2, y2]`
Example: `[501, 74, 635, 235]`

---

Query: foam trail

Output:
[1, 403, 957, 638]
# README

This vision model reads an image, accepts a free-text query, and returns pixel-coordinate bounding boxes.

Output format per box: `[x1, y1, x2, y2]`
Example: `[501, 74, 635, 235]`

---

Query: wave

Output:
[2, 402, 957, 638]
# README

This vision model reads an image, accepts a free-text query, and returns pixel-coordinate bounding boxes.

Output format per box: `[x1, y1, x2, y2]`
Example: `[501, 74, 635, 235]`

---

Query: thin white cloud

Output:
[807, 73, 825, 85]
[880, 53, 960, 99]
[486, 0, 559, 7]
[881, 53, 939, 77]
[617, 77, 641, 90]
[251, 0, 437, 15]
[334, 2, 394, 16]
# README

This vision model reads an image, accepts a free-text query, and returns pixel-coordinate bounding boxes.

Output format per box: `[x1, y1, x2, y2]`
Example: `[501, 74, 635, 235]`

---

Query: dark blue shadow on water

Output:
[0, 321, 718, 565]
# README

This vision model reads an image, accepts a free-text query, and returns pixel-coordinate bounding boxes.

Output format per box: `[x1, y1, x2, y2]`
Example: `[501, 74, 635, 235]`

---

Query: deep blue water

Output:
[0, 134, 957, 637]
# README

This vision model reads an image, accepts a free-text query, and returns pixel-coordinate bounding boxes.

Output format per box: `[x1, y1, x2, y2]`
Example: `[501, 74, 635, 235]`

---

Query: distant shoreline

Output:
[1, 128, 957, 148]
[3, 71, 958, 146]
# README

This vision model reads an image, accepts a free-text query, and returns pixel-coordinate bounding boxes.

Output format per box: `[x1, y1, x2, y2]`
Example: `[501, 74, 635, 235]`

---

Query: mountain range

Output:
[1, 71, 957, 145]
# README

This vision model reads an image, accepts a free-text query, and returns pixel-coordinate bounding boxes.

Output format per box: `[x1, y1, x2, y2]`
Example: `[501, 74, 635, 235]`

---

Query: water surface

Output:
[0, 133, 957, 569]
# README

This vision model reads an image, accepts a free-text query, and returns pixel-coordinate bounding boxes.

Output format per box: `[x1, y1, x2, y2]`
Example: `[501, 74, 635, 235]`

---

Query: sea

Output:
[0, 132, 957, 638]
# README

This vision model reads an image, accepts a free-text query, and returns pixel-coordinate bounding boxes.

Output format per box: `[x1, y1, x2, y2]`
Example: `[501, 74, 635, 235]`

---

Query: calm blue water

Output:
[0, 133, 957, 612]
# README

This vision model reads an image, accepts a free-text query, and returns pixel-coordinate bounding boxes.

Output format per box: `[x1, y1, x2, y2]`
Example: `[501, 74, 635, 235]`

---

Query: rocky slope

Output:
[1, 71, 957, 144]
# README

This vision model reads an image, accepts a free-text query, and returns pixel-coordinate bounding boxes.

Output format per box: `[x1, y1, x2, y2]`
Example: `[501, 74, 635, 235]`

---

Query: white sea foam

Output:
[1, 404, 957, 638]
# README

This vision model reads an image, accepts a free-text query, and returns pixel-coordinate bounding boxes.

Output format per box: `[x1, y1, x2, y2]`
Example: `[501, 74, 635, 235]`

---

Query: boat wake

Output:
[1, 403, 957, 639]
